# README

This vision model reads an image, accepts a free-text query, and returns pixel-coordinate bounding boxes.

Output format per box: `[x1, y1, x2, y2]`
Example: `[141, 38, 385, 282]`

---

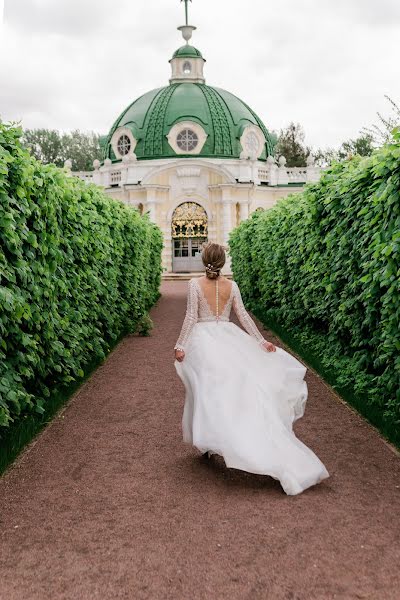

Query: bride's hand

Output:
[262, 341, 276, 352]
[175, 349, 185, 362]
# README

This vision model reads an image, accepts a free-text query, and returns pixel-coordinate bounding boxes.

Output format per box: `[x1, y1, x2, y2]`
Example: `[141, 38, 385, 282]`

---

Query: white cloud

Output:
[0, 0, 399, 150]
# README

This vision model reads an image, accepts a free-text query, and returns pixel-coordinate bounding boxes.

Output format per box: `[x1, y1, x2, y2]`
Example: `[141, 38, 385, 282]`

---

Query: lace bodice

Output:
[174, 278, 266, 351]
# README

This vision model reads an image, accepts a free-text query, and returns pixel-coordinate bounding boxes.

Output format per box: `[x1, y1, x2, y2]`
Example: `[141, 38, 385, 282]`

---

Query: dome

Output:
[103, 83, 275, 162]
[172, 45, 204, 59]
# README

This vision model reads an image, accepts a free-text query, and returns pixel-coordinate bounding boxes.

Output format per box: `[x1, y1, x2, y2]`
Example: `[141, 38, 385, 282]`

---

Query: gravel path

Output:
[0, 281, 399, 600]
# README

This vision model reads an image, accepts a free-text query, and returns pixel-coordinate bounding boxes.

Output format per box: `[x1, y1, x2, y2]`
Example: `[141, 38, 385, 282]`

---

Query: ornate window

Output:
[110, 127, 137, 160]
[172, 202, 208, 238]
[167, 121, 207, 155]
[176, 129, 199, 152]
[182, 61, 192, 74]
[117, 134, 131, 156]
[244, 132, 260, 156]
[240, 125, 265, 160]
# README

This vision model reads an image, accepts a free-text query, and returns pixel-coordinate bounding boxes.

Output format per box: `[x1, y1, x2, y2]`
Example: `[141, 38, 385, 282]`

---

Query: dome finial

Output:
[178, 0, 196, 44]
[181, 0, 191, 26]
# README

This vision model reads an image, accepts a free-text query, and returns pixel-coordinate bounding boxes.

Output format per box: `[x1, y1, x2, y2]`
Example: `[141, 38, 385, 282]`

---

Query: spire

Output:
[181, 0, 191, 25]
[178, 0, 196, 44]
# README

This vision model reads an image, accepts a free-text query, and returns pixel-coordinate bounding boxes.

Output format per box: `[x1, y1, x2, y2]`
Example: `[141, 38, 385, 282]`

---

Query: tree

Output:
[61, 130, 102, 171]
[339, 134, 374, 159]
[274, 122, 311, 167]
[22, 129, 63, 166]
[362, 95, 400, 146]
[268, 130, 278, 154]
[22, 129, 102, 171]
[314, 133, 374, 167]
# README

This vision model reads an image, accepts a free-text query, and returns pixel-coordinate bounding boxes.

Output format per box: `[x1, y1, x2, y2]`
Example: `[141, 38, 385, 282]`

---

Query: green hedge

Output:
[0, 122, 163, 431]
[230, 131, 400, 446]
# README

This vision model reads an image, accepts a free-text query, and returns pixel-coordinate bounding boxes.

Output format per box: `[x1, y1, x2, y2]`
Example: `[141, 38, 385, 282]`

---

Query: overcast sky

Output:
[0, 0, 399, 150]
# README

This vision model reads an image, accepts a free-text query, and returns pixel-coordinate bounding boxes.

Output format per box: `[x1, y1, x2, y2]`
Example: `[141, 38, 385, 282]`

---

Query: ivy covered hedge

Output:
[230, 131, 400, 446]
[0, 122, 162, 431]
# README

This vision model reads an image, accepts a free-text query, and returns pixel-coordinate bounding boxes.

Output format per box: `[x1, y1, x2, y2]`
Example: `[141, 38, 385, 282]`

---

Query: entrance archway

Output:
[172, 202, 208, 272]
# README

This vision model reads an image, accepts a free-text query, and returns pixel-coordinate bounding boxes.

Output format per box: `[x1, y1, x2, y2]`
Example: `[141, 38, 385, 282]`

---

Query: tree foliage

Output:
[230, 131, 400, 444]
[0, 122, 162, 429]
[22, 128, 102, 171]
[362, 95, 400, 146]
[273, 122, 311, 167]
[314, 133, 374, 167]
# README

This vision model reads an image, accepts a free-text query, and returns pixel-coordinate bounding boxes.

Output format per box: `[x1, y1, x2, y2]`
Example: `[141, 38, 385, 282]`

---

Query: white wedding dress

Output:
[174, 277, 329, 496]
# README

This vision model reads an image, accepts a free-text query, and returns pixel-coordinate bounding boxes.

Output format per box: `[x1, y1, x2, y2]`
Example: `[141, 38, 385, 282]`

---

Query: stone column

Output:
[162, 211, 172, 274]
[102, 158, 112, 187]
[266, 155, 278, 186]
[221, 188, 233, 274]
[306, 155, 321, 183]
[63, 159, 72, 175]
[277, 156, 289, 185]
[221, 189, 232, 245]
[251, 161, 260, 185]
[145, 188, 157, 223]
[238, 154, 252, 183]
[120, 155, 131, 186]
[239, 201, 249, 222]
[92, 159, 102, 185]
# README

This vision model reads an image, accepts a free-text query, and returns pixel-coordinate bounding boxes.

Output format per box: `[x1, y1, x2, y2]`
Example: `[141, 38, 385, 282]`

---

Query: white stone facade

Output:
[68, 12, 323, 275]
[69, 156, 321, 275]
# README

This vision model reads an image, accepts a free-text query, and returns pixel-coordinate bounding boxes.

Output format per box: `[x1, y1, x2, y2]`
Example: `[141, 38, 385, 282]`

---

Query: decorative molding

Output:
[200, 86, 233, 156]
[140, 158, 236, 185]
[176, 167, 201, 178]
[166, 195, 213, 223]
[144, 85, 177, 157]
[176, 166, 201, 194]
[141, 185, 170, 192]
[239, 125, 265, 160]
[171, 202, 208, 238]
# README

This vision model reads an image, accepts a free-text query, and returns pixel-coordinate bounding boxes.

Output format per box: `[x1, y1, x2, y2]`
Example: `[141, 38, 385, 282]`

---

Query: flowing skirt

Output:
[174, 321, 329, 495]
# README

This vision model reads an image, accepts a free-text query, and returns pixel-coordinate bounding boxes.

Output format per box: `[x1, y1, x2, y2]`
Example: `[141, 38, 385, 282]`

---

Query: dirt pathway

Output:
[0, 281, 399, 600]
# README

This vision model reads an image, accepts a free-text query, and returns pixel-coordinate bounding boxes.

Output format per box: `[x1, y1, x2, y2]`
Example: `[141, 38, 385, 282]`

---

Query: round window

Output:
[244, 132, 260, 156]
[183, 61, 192, 74]
[117, 134, 131, 156]
[176, 129, 199, 152]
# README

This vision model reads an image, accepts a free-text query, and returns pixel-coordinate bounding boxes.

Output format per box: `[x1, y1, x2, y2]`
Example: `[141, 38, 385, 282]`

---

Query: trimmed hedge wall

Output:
[0, 122, 162, 431]
[230, 131, 400, 446]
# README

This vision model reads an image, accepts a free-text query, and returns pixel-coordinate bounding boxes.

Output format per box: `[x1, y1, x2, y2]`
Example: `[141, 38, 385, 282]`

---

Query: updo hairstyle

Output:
[201, 242, 226, 279]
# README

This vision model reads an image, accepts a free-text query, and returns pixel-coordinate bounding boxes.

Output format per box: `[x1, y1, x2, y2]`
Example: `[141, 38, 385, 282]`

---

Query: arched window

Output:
[182, 61, 192, 74]
[172, 202, 208, 238]
[172, 202, 208, 272]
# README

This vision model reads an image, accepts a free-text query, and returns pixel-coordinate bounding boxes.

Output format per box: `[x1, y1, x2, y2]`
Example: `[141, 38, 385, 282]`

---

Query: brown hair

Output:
[201, 242, 226, 279]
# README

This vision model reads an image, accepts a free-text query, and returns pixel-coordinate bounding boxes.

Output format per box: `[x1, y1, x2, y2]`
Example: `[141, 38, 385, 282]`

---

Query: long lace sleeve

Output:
[174, 279, 199, 351]
[232, 281, 266, 344]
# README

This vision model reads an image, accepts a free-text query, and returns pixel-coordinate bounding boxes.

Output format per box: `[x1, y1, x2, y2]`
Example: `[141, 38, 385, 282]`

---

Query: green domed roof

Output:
[104, 83, 274, 162]
[172, 45, 204, 59]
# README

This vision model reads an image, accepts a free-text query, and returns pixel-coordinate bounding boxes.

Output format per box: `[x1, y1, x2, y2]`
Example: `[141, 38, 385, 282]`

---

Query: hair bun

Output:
[202, 241, 226, 279]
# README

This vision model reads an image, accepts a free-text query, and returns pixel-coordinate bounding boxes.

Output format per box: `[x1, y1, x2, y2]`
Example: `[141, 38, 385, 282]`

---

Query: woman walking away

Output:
[174, 242, 329, 496]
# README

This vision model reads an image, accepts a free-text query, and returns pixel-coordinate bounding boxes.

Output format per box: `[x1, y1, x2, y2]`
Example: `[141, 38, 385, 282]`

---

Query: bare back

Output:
[196, 275, 233, 317]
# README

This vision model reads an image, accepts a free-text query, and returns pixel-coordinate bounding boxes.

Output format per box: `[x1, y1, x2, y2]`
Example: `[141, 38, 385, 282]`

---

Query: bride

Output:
[174, 242, 329, 496]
